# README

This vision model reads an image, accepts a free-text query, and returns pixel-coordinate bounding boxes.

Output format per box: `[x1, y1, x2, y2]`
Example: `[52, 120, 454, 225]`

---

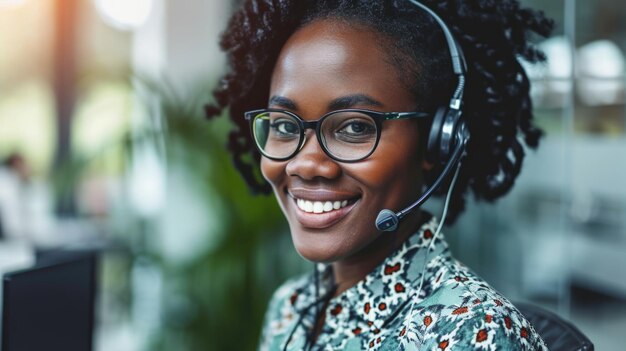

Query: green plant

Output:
[134, 78, 308, 351]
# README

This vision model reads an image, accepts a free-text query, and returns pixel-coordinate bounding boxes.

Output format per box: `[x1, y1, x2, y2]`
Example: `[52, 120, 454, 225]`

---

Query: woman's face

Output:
[262, 19, 427, 263]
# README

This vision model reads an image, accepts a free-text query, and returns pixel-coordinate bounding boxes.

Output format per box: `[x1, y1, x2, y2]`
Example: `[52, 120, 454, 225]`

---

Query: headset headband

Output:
[407, 0, 466, 109]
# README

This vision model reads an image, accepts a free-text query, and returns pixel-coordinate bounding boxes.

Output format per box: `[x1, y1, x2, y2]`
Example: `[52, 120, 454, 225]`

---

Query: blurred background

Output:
[0, 0, 624, 350]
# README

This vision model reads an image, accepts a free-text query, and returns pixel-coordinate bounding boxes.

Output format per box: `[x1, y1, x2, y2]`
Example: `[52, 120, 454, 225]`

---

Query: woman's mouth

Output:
[295, 199, 351, 213]
[288, 191, 360, 229]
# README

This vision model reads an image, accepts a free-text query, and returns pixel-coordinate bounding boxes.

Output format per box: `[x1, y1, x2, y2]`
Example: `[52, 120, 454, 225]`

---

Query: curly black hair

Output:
[205, 0, 553, 222]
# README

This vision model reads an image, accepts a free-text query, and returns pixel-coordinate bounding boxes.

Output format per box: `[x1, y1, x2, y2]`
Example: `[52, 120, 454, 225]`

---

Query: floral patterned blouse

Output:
[259, 215, 548, 351]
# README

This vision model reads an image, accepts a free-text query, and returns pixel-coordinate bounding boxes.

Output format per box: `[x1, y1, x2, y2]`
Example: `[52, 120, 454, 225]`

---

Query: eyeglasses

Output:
[244, 108, 431, 162]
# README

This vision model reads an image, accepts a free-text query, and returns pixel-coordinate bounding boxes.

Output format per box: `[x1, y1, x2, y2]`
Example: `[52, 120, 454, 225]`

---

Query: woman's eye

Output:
[270, 119, 299, 136]
[337, 120, 376, 137]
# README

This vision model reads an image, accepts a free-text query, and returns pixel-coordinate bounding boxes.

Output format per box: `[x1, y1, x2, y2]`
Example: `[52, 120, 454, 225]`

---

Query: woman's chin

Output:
[291, 233, 348, 264]
[288, 221, 379, 264]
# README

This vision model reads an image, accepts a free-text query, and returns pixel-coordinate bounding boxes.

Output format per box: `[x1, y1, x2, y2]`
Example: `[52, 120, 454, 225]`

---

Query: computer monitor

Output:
[1, 253, 96, 351]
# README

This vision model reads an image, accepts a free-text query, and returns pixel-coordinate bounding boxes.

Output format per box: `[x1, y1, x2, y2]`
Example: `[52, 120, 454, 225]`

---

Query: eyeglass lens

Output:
[251, 111, 378, 161]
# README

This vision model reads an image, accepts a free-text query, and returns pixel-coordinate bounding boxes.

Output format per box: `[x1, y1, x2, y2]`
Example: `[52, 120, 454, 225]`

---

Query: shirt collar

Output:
[290, 214, 450, 334]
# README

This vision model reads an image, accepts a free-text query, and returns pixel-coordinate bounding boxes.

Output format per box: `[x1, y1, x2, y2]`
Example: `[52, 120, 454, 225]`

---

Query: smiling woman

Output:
[262, 20, 427, 266]
[206, 0, 553, 350]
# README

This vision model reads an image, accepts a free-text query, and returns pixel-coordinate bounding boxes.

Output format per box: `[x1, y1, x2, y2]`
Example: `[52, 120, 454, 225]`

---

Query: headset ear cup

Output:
[439, 109, 462, 162]
[426, 106, 447, 165]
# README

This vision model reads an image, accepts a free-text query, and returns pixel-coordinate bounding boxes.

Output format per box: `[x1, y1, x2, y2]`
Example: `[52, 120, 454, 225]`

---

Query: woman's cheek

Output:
[260, 158, 285, 189]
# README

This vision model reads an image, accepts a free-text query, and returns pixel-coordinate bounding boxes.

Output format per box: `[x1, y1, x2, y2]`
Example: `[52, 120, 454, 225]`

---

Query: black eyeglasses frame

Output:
[244, 108, 431, 163]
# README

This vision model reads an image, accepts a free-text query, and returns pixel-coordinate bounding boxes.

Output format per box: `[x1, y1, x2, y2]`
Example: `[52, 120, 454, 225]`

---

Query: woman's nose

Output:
[285, 131, 342, 180]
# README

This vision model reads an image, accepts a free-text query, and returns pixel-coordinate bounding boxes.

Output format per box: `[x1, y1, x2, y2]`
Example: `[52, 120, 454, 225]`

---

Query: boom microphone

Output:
[375, 126, 469, 232]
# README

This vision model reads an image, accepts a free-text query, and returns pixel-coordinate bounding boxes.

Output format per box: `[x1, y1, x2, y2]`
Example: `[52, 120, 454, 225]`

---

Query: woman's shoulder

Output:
[258, 273, 313, 351]
[264, 272, 311, 314]
[401, 258, 548, 350]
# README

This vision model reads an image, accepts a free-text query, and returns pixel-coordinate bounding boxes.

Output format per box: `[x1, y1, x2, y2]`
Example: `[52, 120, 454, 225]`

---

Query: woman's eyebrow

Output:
[268, 94, 384, 111]
[268, 95, 298, 110]
[328, 94, 383, 110]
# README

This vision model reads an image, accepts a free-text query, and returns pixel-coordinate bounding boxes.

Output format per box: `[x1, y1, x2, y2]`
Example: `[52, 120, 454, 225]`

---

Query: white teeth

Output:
[323, 201, 333, 212]
[313, 202, 324, 213]
[295, 198, 352, 213]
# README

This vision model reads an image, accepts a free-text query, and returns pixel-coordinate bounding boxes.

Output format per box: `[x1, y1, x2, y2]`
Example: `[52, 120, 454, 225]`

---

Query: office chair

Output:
[516, 302, 594, 351]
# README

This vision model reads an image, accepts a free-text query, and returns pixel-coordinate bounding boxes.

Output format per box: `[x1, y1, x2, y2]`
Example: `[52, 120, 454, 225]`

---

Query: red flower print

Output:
[504, 316, 512, 329]
[476, 329, 488, 342]
[369, 341, 375, 348]
[495, 299, 503, 306]
[384, 263, 401, 275]
[439, 340, 449, 349]
[399, 327, 406, 336]
[364, 302, 371, 314]
[394, 283, 405, 293]
[454, 276, 468, 282]
[485, 314, 493, 323]
[452, 306, 468, 315]
[353, 328, 362, 335]
[424, 316, 433, 327]
[423, 229, 433, 239]
[290, 292, 298, 305]
[473, 298, 481, 305]
[520, 327, 528, 339]
[378, 303, 387, 311]
[330, 304, 342, 316]
[376, 337, 382, 344]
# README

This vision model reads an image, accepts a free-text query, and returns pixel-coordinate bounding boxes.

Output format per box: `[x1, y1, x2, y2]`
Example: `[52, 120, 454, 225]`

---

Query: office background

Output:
[0, 0, 624, 350]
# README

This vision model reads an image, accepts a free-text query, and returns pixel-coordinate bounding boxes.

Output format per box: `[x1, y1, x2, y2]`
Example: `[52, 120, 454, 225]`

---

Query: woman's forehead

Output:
[269, 19, 417, 112]
[275, 20, 388, 75]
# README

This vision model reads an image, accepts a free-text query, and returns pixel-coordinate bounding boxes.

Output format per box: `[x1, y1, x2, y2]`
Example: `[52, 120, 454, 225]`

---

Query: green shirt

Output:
[259, 216, 548, 350]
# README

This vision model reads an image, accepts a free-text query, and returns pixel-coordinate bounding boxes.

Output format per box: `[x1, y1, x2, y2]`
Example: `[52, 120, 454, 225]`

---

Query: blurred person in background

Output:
[2, 153, 31, 181]
[0, 153, 33, 241]
[206, 0, 553, 349]
[0, 152, 53, 245]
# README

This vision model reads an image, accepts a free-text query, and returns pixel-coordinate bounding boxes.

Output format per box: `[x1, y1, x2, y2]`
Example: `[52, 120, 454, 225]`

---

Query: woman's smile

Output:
[287, 187, 360, 229]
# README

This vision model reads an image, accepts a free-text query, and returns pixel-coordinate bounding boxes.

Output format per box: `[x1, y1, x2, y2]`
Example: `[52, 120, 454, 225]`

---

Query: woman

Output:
[206, 0, 553, 349]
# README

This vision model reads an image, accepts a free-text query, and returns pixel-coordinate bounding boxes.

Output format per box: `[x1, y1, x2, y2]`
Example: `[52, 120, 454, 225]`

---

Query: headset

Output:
[375, 0, 470, 232]
[377, 3, 470, 347]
